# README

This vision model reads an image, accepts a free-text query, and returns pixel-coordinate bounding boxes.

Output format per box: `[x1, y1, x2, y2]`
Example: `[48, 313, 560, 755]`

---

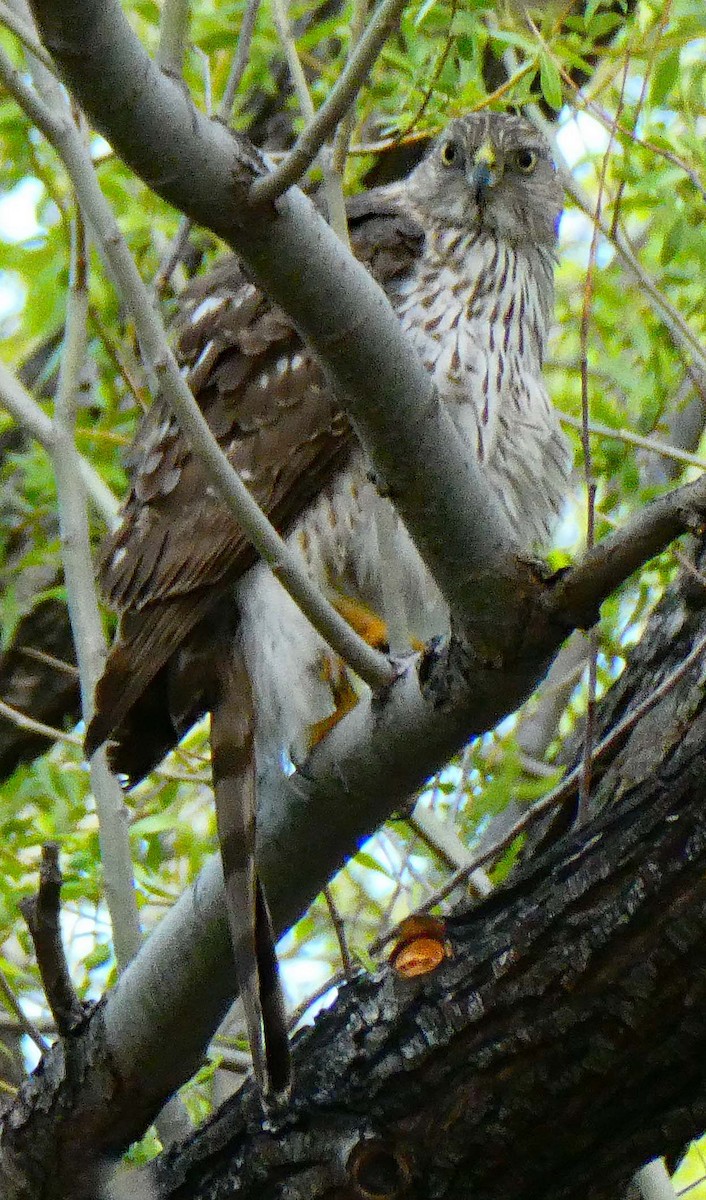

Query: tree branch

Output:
[548, 472, 706, 629]
[51, 210, 142, 971]
[250, 0, 407, 204]
[0, 361, 119, 530]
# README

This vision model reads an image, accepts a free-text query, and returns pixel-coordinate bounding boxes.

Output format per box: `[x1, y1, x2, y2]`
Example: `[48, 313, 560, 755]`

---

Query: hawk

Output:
[86, 111, 571, 1098]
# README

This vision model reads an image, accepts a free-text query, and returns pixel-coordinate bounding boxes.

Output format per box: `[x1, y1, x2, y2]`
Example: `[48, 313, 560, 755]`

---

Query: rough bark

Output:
[147, 542, 706, 1200]
[4, 543, 706, 1199]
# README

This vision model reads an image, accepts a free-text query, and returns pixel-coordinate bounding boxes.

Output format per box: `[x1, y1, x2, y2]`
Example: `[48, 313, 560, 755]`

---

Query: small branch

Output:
[575, 44, 629, 823]
[52, 208, 142, 971]
[250, 0, 407, 204]
[156, 0, 191, 78]
[270, 0, 349, 244]
[219, 0, 262, 118]
[154, 0, 263, 294]
[560, 412, 706, 474]
[408, 803, 493, 897]
[0, 698, 82, 747]
[548, 473, 706, 629]
[393, 627, 706, 927]
[18, 843, 86, 1035]
[0, 0, 53, 69]
[0, 360, 119, 529]
[331, 0, 367, 178]
[0, 965, 50, 1054]
[323, 885, 353, 977]
[271, 0, 314, 124]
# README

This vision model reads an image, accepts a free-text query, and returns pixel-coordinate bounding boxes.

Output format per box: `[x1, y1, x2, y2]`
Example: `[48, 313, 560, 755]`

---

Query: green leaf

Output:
[539, 55, 563, 110]
[650, 49, 680, 107]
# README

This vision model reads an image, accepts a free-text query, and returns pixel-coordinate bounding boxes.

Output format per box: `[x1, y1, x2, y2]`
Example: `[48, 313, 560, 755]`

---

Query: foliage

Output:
[0, 0, 705, 1182]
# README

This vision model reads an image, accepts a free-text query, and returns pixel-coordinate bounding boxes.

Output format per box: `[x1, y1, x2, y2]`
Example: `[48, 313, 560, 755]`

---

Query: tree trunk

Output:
[155, 543, 706, 1200]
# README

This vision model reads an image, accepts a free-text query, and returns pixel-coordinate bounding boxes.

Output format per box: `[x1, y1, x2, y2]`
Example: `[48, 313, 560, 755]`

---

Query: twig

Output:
[0, 360, 119, 528]
[548, 472, 706, 630]
[19, 645, 80, 679]
[19, 843, 86, 1034]
[559, 413, 706, 474]
[407, 804, 493, 898]
[52, 206, 142, 971]
[0, 965, 50, 1053]
[219, 0, 262, 117]
[323, 885, 353, 977]
[270, 0, 349, 244]
[377, 628, 706, 934]
[157, 0, 191, 79]
[0, 0, 53, 69]
[250, 0, 407, 204]
[497, 42, 706, 381]
[154, 0, 262, 294]
[331, 0, 367, 178]
[0, 44, 394, 695]
[0, 699, 82, 746]
[575, 41, 630, 822]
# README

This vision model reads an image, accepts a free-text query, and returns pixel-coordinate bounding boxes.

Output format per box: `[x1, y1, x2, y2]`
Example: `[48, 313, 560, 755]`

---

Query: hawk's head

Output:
[406, 111, 562, 248]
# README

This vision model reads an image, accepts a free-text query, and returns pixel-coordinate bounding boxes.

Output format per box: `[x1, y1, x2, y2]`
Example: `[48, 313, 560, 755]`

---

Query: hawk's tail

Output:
[211, 643, 291, 1100]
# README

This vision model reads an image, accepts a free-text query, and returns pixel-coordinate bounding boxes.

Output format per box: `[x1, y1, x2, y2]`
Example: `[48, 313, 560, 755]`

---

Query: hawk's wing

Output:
[86, 193, 424, 780]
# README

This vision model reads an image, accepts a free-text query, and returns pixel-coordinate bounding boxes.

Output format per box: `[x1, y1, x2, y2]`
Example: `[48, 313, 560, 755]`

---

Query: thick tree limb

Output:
[145, 541, 706, 1198]
[2, 478, 706, 1199]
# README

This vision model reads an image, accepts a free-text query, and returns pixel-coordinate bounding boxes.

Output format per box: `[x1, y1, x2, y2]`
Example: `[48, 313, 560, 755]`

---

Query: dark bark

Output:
[145, 543, 706, 1200]
[6, 541, 703, 1199]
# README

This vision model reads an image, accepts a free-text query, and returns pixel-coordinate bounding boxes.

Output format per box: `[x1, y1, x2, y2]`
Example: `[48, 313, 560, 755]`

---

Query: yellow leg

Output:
[308, 594, 423, 748]
[330, 593, 390, 650]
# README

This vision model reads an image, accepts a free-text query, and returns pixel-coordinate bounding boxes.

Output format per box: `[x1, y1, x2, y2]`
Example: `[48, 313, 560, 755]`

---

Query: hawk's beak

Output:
[468, 140, 501, 204]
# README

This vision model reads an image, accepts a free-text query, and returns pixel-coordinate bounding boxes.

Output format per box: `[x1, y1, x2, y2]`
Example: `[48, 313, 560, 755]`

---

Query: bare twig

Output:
[548, 472, 706, 630]
[390, 628, 706, 929]
[575, 41, 630, 823]
[0, 699, 82, 747]
[0, 0, 53, 69]
[331, 0, 367, 178]
[19, 843, 86, 1034]
[559, 413, 706, 474]
[323, 885, 353, 977]
[0, 360, 119, 528]
[157, 0, 191, 78]
[154, 0, 263, 294]
[250, 0, 407, 204]
[52, 207, 142, 971]
[219, 0, 262, 117]
[407, 804, 493, 897]
[0, 965, 50, 1054]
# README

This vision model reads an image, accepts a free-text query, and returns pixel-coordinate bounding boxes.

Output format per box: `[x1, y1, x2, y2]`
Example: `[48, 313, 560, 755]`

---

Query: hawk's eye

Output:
[440, 140, 460, 167]
[515, 148, 538, 174]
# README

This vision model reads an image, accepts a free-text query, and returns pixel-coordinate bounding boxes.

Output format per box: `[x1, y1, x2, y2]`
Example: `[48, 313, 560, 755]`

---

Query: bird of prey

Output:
[86, 111, 571, 1099]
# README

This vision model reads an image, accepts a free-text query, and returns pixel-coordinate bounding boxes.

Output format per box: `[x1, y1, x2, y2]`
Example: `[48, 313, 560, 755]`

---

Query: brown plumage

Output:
[87, 113, 571, 1099]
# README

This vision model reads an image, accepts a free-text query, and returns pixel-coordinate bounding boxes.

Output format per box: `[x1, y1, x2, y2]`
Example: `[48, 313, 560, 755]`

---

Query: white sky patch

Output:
[0, 177, 44, 244]
[0, 272, 26, 325]
[556, 111, 610, 169]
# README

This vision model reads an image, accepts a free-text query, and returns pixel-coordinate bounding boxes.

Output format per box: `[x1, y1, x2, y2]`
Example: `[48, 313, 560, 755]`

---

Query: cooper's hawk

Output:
[86, 111, 571, 1098]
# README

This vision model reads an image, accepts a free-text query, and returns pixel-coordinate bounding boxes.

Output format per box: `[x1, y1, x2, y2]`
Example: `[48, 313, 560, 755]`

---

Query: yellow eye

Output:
[440, 140, 459, 167]
[516, 148, 538, 174]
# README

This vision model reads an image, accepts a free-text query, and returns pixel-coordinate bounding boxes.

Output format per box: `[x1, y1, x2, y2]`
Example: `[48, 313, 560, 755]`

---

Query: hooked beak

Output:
[468, 140, 500, 205]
